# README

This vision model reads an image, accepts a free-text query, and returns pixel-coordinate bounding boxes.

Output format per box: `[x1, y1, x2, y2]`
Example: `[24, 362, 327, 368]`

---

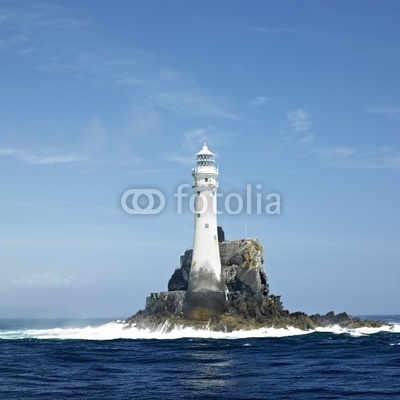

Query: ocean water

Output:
[0, 316, 399, 399]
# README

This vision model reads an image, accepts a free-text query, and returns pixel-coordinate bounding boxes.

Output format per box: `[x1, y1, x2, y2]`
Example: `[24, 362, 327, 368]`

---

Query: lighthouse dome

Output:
[196, 143, 214, 156]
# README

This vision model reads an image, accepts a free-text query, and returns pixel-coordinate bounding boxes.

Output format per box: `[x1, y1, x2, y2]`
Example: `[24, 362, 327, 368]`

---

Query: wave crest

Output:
[0, 321, 399, 340]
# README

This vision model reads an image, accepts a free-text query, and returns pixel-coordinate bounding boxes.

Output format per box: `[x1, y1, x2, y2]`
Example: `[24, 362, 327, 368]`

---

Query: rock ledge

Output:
[126, 238, 389, 332]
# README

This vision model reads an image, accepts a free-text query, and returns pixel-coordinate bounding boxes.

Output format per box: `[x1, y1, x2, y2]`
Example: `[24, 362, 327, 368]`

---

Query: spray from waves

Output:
[0, 320, 399, 340]
[315, 324, 400, 337]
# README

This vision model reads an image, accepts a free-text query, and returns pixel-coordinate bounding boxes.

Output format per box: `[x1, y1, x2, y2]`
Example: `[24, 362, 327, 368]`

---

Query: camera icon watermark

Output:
[121, 184, 280, 216]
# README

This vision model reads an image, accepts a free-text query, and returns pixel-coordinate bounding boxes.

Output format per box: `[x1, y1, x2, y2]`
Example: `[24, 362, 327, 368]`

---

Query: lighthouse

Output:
[183, 144, 227, 320]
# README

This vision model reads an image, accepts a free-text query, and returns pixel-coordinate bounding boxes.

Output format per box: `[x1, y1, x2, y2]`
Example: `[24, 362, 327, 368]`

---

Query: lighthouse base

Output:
[183, 291, 227, 320]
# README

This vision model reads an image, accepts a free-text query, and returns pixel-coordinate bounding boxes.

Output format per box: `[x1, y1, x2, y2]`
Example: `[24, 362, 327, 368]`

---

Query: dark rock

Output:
[307, 311, 388, 329]
[227, 254, 243, 266]
[221, 239, 273, 322]
[168, 269, 188, 291]
[126, 238, 390, 331]
[145, 291, 185, 316]
[129, 238, 288, 329]
[167, 249, 192, 291]
[217, 226, 225, 242]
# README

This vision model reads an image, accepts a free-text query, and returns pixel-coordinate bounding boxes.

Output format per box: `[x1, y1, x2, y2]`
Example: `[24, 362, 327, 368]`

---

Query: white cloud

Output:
[299, 133, 315, 144]
[11, 271, 92, 288]
[283, 108, 400, 170]
[305, 145, 400, 170]
[287, 109, 312, 132]
[309, 145, 356, 160]
[168, 127, 238, 164]
[152, 91, 237, 119]
[248, 96, 269, 107]
[0, 147, 87, 165]
[369, 106, 400, 121]
[124, 105, 162, 137]
[182, 127, 239, 153]
[0, 3, 236, 120]
[252, 27, 295, 34]
[0, 33, 28, 51]
[82, 118, 107, 156]
[184, 127, 210, 145]
[167, 127, 211, 164]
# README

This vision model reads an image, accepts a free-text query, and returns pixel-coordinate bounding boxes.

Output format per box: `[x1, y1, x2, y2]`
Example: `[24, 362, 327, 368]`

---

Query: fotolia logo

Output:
[121, 184, 280, 215]
[121, 189, 166, 215]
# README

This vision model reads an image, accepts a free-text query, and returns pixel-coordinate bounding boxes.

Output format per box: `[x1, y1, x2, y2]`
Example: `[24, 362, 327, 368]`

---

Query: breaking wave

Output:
[1, 320, 399, 340]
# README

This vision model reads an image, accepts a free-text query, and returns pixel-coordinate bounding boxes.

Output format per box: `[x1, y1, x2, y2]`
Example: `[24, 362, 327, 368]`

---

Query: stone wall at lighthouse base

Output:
[183, 291, 227, 320]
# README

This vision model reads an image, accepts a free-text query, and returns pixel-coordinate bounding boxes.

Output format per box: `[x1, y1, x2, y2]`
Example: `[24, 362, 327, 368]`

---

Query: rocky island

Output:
[125, 234, 387, 332]
[125, 144, 387, 332]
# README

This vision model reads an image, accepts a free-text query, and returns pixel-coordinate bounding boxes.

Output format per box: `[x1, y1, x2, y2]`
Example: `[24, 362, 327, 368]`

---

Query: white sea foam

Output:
[315, 323, 400, 337]
[0, 321, 399, 340]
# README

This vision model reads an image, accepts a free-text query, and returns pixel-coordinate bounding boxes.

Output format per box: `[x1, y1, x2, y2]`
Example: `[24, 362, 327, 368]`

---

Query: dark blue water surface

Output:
[0, 317, 399, 399]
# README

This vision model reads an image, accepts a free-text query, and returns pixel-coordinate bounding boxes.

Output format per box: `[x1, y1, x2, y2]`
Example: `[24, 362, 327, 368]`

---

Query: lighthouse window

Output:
[197, 191, 200, 195]
[205, 178, 208, 182]
[205, 223, 209, 228]
[197, 213, 200, 218]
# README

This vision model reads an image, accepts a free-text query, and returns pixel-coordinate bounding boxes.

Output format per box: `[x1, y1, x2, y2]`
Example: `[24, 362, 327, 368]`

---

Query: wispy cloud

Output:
[306, 145, 355, 163]
[248, 96, 269, 108]
[0, 147, 88, 165]
[369, 106, 400, 121]
[287, 109, 312, 132]
[123, 105, 162, 137]
[184, 127, 211, 146]
[167, 127, 212, 164]
[195, 17, 295, 35]
[284, 108, 400, 170]
[168, 127, 238, 164]
[299, 133, 316, 144]
[151, 91, 237, 119]
[252, 27, 296, 34]
[81, 118, 107, 157]
[0, 3, 87, 53]
[11, 271, 93, 288]
[306, 145, 400, 169]
[0, 3, 236, 120]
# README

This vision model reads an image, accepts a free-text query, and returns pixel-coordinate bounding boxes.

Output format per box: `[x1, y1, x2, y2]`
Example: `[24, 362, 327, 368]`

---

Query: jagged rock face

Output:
[168, 250, 191, 291]
[125, 237, 390, 330]
[166, 239, 282, 321]
[168, 239, 269, 296]
[223, 239, 269, 296]
[145, 291, 186, 317]
[221, 239, 279, 321]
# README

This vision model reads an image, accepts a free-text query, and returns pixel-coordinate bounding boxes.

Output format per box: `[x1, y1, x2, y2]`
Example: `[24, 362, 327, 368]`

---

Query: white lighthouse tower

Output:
[183, 144, 227, 320]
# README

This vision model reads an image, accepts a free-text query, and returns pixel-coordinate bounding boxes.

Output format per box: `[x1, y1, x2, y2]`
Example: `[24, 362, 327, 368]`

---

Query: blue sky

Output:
[0, 0, 399, 317]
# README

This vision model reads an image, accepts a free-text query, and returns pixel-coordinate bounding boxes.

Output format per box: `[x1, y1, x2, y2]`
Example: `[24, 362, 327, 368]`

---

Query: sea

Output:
[0, 316, 399, 400]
